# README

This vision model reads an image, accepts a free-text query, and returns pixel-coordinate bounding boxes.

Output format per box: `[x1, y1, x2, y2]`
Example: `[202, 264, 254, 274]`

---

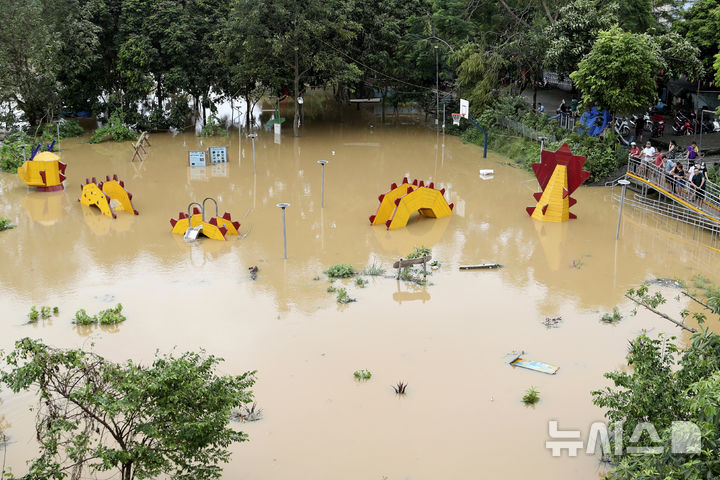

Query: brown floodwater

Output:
[1, 111, 719, 479]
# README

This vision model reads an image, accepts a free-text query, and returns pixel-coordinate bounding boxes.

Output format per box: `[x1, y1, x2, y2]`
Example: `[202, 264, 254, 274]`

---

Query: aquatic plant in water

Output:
[0, 217, 16, 231]
[393, 381, 408, 395]
[336, 288, 356, 304]
[72, 304, 126, 326]
[355, 277, 367, 288]
[600, 307, 623, 324]
[363, 262, 385, 276]
[198, 114, 228, 137]
[523, 386, 540, 405]
[325, 264, 355, 278]
[353, 369, 372, 380]
[407, 246, 431, 259]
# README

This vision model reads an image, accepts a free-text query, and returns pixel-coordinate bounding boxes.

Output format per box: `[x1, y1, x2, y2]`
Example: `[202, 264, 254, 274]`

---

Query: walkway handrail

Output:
[626, 156, 720, 223]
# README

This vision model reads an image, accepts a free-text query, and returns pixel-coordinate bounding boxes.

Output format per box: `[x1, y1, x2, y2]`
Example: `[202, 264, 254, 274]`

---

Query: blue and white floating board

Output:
[508, 355, 559, 375]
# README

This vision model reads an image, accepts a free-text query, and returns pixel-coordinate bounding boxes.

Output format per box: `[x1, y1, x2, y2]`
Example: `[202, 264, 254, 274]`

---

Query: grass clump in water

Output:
[0, 217, 16, 231]
[28, 305, 57, 323]
[355, 278, 367, 288]
[335, 287, 356, 304]
[600, 307, 623, 324]
[73, 304, 126, 326]
[98, 303, 125, 325]
[325, 264, 355, 278]
[522, 386, 540, 405]
[407, 246, 431, 259]
[353, 369, 372, 381]
[363, 262, 385, 276]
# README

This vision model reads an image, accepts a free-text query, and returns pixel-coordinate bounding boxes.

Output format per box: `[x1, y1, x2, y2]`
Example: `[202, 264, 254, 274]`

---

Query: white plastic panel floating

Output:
[209, 146, 228, 164]
[479, 169, 494, 175]
[188, 151, 206, 167]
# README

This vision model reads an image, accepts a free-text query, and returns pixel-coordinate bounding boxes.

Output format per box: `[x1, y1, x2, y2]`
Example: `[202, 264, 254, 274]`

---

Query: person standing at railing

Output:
[671, 161, 685, 197]
[664, 153, 675, 192]
[690, 163, 708, 207]
[653, 151, 665, 183]
[641, 141, 656, 177]
[629, 141, 641, 172]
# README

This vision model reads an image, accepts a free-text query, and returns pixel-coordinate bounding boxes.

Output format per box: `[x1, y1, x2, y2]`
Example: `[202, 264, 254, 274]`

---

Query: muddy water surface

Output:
[1, 117, 719, 480]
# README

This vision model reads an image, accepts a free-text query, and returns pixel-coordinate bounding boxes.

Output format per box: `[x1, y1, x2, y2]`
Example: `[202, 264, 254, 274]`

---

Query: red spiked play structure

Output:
[526, 143, 590, 222]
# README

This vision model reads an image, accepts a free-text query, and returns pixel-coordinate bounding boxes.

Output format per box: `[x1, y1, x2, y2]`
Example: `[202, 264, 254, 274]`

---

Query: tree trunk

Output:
[122, 462, 132, 480]
[293, 50, 300, 137]
[532, 85, 537, 110]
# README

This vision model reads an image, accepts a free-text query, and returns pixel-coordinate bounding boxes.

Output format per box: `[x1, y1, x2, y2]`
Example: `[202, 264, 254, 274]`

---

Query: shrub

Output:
[28, 307, 39, 323]
[355, 278, 367, 288]
[44, 120, 85, 139]
[98, 303, 125, 325]
[0, 132, 32, 173]
[326, 264, 355, 278]
[72, 309, 96, 325]
[600, 307, 623, 324]
[407, 246, 431, 259]
[0, 217, 16, 231]
[89, 112, 137, 143]
[198, 114, 228, 137]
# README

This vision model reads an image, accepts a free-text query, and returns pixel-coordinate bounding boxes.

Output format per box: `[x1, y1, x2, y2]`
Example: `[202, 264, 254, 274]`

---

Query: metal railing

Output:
[625, 156, 720, 220]
[497, 117, 557, 143]
[612, 190, 720, 252]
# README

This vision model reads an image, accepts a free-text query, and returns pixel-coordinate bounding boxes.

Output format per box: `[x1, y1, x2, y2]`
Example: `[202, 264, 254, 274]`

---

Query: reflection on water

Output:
[1, 111, 720, 479]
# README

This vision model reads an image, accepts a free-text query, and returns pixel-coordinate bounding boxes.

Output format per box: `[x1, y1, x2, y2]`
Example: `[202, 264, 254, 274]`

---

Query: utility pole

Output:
[435, 45, 439, 134]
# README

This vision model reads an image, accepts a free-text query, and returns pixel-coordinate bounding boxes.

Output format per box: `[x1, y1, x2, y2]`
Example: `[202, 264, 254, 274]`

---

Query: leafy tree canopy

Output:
[593, 329, 720, 479]
[0, 338, 256, 480]
[570, 26, 664, 115]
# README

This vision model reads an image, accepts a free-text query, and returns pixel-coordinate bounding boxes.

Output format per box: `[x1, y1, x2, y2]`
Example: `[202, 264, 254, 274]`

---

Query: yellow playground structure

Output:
[169, 197, 241, 241]
[17, 151, 67, 191]
[79, 175, 139, 218]
[370, 177, 454, 230]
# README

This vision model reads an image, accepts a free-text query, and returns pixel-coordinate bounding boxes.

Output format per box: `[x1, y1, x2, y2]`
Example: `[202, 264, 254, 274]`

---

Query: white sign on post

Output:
[460, 98, 469, 118]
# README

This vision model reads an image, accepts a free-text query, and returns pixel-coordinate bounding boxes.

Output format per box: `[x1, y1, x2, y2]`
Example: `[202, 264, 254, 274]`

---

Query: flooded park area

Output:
[1, 106, 720, 479]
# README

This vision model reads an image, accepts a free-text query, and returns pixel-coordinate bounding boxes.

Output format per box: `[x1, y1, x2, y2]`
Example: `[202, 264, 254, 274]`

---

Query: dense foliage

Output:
[0, 338, 256, 480]
[593, 330, 720, 479]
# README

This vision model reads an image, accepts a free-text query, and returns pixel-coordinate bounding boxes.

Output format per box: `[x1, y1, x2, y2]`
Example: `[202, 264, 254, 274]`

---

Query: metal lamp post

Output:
[615, 179, 630, 240]
[435, 45, 439, 134]
[247, 133, 258, 173]
[277, 203, 290, 259]
[317, 160, 328, 208]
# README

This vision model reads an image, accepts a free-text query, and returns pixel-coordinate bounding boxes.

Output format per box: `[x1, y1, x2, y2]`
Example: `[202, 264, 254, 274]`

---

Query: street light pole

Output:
[276, 203, 290, 259]
[317, 160, 328, 208]
[247, 133, 257, 174]
[435, 45, 439, 134]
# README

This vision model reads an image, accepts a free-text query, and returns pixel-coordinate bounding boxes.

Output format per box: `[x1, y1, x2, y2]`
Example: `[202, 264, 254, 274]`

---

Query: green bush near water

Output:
[72, 303, 126, 326]
[325, 264, 355, 278]
[89, 112, 137, 143]
[458, 95, 626, 183]
[0, 217, 16, 231]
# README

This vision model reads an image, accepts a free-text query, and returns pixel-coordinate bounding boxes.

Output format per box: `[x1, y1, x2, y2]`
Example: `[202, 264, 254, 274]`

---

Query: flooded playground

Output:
[1, 111, 720, 479]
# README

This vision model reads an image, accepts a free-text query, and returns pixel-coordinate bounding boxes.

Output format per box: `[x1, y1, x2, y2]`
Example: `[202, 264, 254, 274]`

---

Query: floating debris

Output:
[459, 263, 503, 270]
[230, 403, 263, 422]
[507, 353, 559, 375]
[392, 381, 408, 395]
[542, 316, 562, 328]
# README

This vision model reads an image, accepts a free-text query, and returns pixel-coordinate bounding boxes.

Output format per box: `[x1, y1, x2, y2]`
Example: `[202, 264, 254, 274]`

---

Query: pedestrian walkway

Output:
[625, 156, 720, 222]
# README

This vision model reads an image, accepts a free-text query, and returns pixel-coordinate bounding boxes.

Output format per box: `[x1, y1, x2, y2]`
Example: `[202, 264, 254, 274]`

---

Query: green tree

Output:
[674, 0, 720, 78]
[232, 0, 361, 136]
[570, 26, 664, 116]
[593, 330, 720, 478]
[545, 0, 618, 77]
[0, 0, 61, 126]
[0, 338, 256, 480]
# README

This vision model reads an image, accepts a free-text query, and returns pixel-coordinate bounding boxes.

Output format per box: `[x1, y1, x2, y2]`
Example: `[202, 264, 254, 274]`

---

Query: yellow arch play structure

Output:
[369, 177, 454, 230]
[170, 198, 241, 241]
[79, 175, 139, 219]
[17, 152, 67, 191]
